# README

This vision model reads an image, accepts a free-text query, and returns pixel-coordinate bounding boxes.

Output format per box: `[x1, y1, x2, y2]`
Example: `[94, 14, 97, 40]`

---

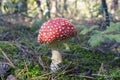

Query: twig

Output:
[30, 73, 52, 80]
[0, 62, 12, 67]
[16, 69, 25, 78]
[69, 74, 94, 79]
[38, 56, 45, 70]
[92, 74, 110, 78]
[53, 62, 73, 79]
[30, 76, 47, 80]
[24, 60, 30, 80]
[98, 63, 104, 75]
[61, 62, 72, 73]
[0, 48, 15, 68]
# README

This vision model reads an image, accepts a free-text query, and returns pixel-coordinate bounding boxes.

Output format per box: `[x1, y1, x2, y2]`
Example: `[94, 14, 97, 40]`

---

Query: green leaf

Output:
[88, 33, 105, 47]
[106, 34, 120, 43]
[103, 22, 120, 34]
[80, 25, 98, 35]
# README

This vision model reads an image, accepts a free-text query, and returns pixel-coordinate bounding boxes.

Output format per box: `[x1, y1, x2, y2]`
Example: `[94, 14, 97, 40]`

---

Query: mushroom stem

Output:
[51, 49, 62, 64]
[50, 48, 62, 72]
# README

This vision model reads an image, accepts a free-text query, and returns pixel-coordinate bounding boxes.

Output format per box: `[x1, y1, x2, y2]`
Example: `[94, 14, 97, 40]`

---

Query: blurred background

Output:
[0, 0, 120, 27]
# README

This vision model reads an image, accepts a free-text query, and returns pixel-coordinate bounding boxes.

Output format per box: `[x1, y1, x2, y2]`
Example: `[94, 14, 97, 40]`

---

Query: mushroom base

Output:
[50, 49, 62, 72]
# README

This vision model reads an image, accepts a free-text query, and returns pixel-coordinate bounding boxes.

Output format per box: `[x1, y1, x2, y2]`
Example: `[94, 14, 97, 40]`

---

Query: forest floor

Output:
[0, 22, 120, 80]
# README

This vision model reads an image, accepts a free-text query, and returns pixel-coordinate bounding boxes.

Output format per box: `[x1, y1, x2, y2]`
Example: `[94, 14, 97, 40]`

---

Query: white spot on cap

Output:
[62, 27, 65, 30]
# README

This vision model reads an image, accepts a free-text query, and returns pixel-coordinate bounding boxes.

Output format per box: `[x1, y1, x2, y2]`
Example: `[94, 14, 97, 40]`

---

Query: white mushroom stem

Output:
[51, 49, 62, 64]
[50, 49, 62, 72]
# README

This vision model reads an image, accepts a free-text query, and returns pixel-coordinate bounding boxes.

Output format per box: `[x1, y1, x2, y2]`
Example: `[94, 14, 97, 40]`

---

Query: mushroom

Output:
[37, 18, 77, 72]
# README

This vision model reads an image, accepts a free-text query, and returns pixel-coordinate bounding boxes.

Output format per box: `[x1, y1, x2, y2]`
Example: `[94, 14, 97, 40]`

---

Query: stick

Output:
[0, 48, 15, 68]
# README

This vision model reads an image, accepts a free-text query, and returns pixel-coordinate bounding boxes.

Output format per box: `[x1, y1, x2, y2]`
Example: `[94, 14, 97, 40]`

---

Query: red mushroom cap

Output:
[38, 18, 77, 43]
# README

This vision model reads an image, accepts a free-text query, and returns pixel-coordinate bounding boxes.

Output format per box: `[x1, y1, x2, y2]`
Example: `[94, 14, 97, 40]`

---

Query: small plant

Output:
[79, 22, 120, 48]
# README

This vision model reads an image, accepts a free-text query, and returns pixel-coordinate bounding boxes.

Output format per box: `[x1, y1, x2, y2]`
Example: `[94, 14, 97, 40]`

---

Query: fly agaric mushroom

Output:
[38, 18, 77, 72]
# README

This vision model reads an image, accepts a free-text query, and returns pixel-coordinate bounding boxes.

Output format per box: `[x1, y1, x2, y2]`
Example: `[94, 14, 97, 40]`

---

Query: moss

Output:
[0, 42, 19, 54]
